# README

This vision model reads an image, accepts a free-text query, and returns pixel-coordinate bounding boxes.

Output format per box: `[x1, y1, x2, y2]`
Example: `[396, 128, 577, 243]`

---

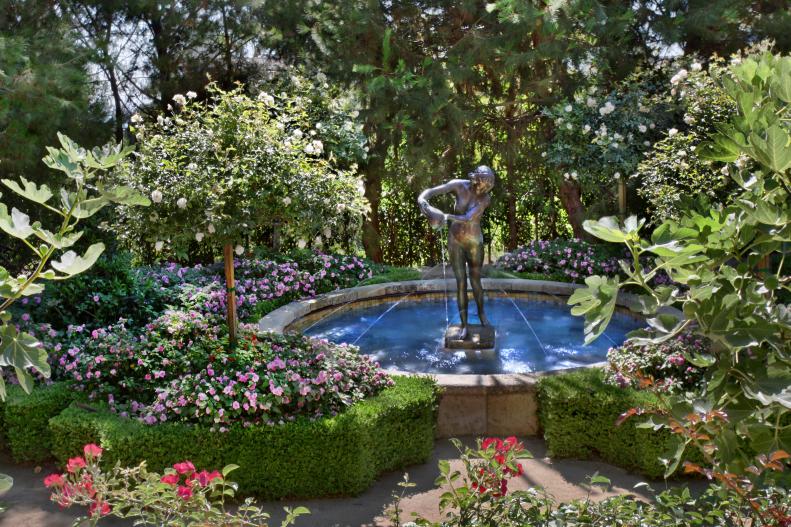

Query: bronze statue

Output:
[418, 165, 495, 342]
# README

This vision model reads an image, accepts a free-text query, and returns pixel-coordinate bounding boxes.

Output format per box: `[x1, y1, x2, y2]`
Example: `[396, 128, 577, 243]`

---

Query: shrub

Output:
[495, 239, 622, 282]
[53, 326, 393, 429]
[537, 368, 696, 478]
[606, 331, 710, 392]
[19, 253, 167, 331]
[2, 382, 83, 462]
[48, 376, 439, 498]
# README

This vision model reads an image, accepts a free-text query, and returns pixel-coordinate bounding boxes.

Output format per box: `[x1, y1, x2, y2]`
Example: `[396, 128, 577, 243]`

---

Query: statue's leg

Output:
[469, 241, 489, 326]
[448, 237, 468, 339]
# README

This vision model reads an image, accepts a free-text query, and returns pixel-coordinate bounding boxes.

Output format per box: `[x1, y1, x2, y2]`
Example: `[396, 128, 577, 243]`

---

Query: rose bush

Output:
[45, 443, 308, 526]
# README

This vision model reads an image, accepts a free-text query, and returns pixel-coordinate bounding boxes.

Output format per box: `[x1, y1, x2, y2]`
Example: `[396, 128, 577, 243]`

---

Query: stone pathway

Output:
[0, 437, 680, 527]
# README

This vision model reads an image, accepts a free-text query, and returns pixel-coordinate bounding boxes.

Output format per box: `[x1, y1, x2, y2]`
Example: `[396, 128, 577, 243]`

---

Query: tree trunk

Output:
[361, 137, 386, 263]
[223, 244, 237, 346]
[558, 179, 587, 240]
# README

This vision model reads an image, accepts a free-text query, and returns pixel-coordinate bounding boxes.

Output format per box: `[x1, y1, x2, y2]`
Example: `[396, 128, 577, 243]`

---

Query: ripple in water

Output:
[304, 297, 642, 374]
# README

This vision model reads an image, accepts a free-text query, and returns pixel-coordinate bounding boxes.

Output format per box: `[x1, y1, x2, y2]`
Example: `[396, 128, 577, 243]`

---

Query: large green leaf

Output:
[770, 57, 791, 103]
[750, 125, 791, 173]
[33, 228, 83, 249]
[0, 204, 34, 239]
[0, 324, 50, 387]
[1, 177, 53, 204]
[71, 197, 108, 219]
[50, 243, 104, 276]
[583, 216, 634, 243]
[0, 473, 12, 494]
[568, 275, 620, 344]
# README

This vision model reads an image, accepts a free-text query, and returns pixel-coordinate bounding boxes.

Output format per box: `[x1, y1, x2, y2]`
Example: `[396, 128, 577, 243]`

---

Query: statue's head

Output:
[468, 165, 495, 195]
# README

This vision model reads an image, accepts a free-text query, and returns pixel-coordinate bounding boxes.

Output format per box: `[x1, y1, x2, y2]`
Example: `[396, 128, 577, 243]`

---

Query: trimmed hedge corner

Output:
[49, 375, 439, 498]
[3, 382, 84, 463]
[537, 368, 697, 478]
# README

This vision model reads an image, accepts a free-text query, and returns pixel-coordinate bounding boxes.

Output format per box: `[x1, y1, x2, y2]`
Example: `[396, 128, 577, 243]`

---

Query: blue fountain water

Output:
[304, 297, 642, 374]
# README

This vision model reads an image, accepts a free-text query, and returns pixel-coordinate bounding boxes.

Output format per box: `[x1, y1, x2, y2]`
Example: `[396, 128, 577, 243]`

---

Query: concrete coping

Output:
[257, 278, 683, 393]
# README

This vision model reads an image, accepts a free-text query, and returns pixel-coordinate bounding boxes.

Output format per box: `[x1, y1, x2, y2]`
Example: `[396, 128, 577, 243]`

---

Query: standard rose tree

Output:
[112, 84, 368, 344]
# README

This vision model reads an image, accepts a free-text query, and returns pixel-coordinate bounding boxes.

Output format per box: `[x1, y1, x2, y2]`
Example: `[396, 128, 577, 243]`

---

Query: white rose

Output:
[297, 239, 307, 249]
[312, 140, 324, 154]
[155, 241, 164, 252]
[322, 226, 332, 238]
[207, 224, 216, 234]
[186, 91, 197, 99]
[258, 92, 275, 106]
[172, 94, 187, 106]
[283, 196, 292, 206]
[314, 236, 322, 245]
[643, 141, 651, 147]
[151, 190, 163, 203]
[638, 124, 647, 133]
[304, 143, 316, 154]
[583, 124, 591, 133]
[670, 69, 688, 85]
[668, 128, 678, 137]
[683, 114, 695, 125]
[235, 245, 244, 255]
[566, 123, 572, 130]
[690, 62, 702, 72]
[195, 232, 204, 242]
[564, 104, 572, 112]
[613, 172, 621, 179]
[649, 123, 655, 129]
[177, 197, 187, 209]
[292, 129, 303, 139]
[130, 113, 143, 124]
[586, 96, 596, 108]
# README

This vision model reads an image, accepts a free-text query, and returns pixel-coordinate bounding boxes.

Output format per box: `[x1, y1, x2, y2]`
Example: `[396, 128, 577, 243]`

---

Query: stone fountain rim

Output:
[257, 278, 682, 393]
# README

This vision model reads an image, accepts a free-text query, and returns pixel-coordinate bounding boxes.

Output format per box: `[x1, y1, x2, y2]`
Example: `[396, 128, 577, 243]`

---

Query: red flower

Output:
[481, 438, 502, 451]
[88, 500, 111, 517]
[173, 461, 195, 475]
[44, 473, 65, 488]
[196, 470, 222, 487]
[160, 473, 179, 486]
[83, 444, 103, 459]
[176, 485, 193, 500]
[66, 456, 86, 473]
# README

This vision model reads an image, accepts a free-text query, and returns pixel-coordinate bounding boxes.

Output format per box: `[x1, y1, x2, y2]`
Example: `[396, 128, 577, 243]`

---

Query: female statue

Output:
[418, 165, 495, 341]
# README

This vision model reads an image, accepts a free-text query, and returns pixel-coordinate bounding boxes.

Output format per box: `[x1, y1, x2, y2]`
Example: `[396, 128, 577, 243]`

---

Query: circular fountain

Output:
[258, 278, 651, 438]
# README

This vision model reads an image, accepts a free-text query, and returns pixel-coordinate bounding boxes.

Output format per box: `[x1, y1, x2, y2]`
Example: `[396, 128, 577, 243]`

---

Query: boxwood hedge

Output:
[1, 382, 84, 463]
[49, 375, 439, 498]
[537, 368, 698, 478]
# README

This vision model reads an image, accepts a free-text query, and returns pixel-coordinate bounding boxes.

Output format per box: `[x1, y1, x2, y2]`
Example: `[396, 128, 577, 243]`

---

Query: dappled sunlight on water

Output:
[305, 298, 641, 374]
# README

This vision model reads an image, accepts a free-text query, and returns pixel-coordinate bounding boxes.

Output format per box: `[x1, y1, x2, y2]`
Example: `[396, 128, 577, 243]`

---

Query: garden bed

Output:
[47, 375, 439, 498]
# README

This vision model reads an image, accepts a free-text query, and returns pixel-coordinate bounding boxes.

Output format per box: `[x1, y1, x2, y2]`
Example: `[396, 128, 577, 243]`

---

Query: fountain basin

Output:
[258, 279, 674, 437]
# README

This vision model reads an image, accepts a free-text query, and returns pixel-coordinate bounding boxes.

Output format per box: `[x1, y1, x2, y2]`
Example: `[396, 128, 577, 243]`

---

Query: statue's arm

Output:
[417, 180, 464, 226]
[445, 194, 491, 223]
[417, 180, 464, 209]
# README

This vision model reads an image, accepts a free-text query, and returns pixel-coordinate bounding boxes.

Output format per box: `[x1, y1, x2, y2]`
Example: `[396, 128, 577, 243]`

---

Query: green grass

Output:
[360, 266, 421, 285]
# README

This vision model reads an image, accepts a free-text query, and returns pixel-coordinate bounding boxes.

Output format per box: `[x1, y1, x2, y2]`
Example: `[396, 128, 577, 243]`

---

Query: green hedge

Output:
[2, 382, 84, 463]
[537, 369, 697, 478]
[49, 375, 439, 498]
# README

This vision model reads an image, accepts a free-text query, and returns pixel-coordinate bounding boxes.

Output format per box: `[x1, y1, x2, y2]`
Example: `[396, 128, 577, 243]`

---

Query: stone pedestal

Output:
[444, 324, 495, 350]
